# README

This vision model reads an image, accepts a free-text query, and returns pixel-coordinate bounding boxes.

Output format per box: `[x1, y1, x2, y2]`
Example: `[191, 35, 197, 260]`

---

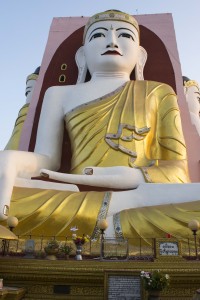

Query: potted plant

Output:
[59, 243, 73, 259]
[72, 234, 90, 260]
[34, 250, 46, 259]
[44, 239, 59, 260]
[140, 270, 170, 299]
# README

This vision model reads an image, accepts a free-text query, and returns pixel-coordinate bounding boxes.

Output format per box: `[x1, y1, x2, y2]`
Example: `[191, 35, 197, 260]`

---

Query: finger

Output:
[41, 169, 99, 185]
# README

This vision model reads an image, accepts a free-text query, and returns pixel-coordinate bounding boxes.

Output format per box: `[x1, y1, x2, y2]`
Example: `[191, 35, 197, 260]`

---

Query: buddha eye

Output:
[89, 32, 105, 41]
[118, 33, 134, 41]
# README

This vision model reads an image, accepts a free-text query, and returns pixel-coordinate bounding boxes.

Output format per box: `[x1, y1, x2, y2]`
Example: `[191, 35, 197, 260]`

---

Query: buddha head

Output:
[75, 10, 147, 83]
[25, 66, 40, 103]
[183, 76, 200, 117]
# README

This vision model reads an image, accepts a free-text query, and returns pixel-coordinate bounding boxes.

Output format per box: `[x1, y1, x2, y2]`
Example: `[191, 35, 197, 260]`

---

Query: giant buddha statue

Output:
[0, 10, 200, 240]
[5, 67, 40, 150]
[183, 76, 200, 136]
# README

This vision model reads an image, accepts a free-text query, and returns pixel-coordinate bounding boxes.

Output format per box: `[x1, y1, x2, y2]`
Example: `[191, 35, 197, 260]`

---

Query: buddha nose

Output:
[106, 42, 118, 48]
[106, 31, 118, 48]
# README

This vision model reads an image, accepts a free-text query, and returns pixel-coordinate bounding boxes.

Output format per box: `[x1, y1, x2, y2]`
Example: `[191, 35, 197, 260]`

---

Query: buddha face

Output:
[83, 20, 140, 75]
[25, 79, 36, 104]
[186, 84, 200, 116]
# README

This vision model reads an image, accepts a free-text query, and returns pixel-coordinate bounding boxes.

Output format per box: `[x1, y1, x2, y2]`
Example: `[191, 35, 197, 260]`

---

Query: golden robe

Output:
[5, 104, 29, 150]
[66, 80, 189, 183]
[6, 81, 197, 241]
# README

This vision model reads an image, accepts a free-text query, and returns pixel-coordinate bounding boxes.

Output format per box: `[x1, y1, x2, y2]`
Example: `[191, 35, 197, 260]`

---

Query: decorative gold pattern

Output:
[27, 284, 53, 294]
[113, 212, 124, 238]
[91, 192, 112, 240]
[0, 258, 200, 299]
[184, 80, 199, 89]
[71, 286, 103, 296]
[26, 73, 38, 83]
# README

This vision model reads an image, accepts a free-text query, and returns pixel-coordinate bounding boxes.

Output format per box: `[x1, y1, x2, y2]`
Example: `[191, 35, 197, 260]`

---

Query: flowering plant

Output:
[45, 239, 59, 250]
[44, 239, 59, 255]
[59, 243, 73, 255]
[140, 270, 170, 291]
[72, 234, 90, 246]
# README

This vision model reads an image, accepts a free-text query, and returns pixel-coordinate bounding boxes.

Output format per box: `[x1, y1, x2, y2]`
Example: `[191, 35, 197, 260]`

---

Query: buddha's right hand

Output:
[0, 150, 53, 220]
[0, 151, 17, 220]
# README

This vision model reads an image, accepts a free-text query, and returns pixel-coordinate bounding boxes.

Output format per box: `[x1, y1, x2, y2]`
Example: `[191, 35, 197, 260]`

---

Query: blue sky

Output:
[0, 0, 200, 149]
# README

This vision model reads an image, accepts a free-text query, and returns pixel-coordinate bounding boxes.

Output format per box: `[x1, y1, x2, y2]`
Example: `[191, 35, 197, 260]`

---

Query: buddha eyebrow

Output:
[116, 27, 136, 37]
[88, 27, 108, 39]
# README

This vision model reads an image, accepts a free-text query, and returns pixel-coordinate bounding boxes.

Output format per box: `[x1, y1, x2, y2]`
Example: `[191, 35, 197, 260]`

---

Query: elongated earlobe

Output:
[135, 46, 147, 80]
[75, 46, 87, 84]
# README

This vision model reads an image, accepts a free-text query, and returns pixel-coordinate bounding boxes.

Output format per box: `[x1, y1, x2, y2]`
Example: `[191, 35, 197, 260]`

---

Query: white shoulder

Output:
[41, 85, 77, 114]
[44, 85, 74, 100]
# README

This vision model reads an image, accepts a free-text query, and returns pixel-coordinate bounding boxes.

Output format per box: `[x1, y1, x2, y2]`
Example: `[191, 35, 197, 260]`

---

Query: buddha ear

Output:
[75, 46, 87, 84]
[135, 46, 147, 80]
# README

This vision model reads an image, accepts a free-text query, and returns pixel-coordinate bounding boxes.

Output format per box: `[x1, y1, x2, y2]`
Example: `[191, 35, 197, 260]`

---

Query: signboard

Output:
[159, 241, 179, 256]
[102, 238, 128, 261]
[155, 238, 182, 260]
[104, 272, 142, 300]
